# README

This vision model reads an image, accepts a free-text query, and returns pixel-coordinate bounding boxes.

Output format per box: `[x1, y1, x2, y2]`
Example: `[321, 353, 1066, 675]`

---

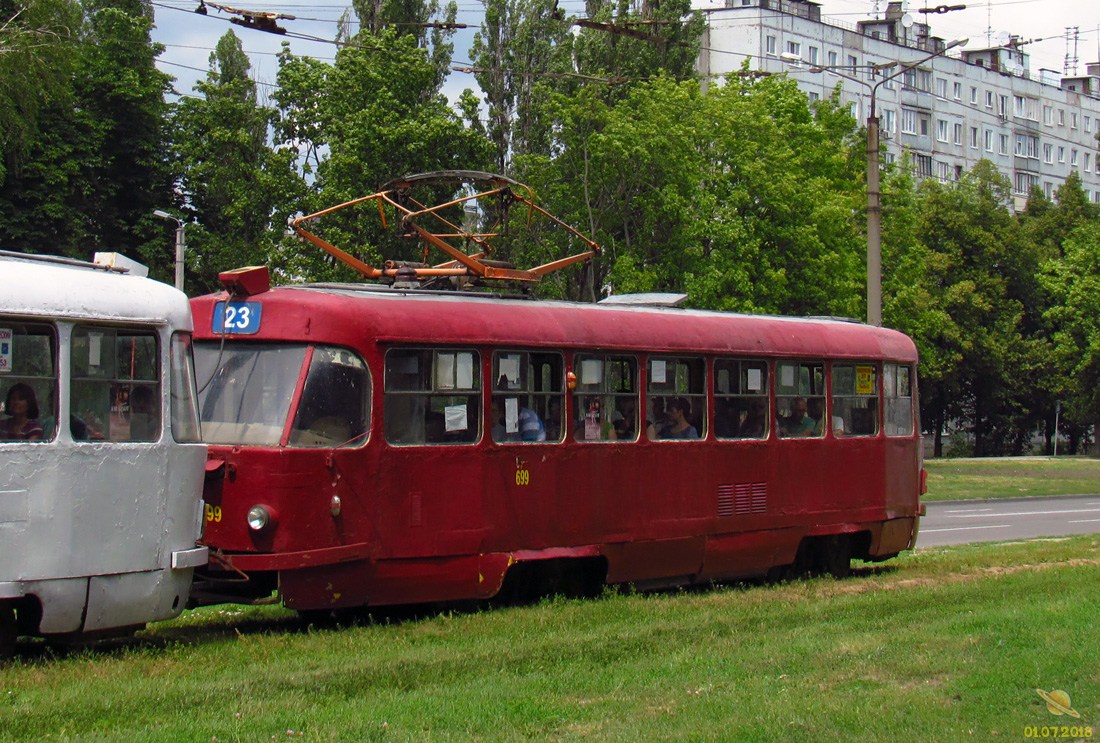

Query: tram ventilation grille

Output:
[717, 482, 767, 517]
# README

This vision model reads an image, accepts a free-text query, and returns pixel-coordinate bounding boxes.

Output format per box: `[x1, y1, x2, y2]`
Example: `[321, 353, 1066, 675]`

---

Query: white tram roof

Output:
[0, 251, 192, 330]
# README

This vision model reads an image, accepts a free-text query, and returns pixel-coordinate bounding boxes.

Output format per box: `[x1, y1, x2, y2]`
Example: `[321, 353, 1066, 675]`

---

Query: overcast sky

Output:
[150, 0, 1098, 100]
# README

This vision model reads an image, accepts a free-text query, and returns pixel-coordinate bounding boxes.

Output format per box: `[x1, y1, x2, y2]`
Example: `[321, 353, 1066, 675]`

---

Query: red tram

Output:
[189, 277, 924, 611]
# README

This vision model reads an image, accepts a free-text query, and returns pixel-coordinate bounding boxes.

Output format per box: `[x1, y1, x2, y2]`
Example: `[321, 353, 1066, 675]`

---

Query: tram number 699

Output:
[515, 469, 531, 486]
[205, 504, 223, 523]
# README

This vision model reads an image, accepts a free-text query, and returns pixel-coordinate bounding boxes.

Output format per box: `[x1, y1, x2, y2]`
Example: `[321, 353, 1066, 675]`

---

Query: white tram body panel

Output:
[0, 253, 207, 639]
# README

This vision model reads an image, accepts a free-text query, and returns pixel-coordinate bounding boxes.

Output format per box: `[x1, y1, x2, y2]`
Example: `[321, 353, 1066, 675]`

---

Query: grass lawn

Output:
[924, 456, 1100, 501]
[2, 536, 1098, 742]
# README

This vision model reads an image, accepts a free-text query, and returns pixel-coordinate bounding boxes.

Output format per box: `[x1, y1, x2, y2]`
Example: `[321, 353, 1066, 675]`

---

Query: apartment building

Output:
[697, 0, 1100, 208]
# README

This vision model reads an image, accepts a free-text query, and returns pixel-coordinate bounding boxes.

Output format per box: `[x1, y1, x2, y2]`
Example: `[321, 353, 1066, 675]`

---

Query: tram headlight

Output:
[246, 505, 277, 532]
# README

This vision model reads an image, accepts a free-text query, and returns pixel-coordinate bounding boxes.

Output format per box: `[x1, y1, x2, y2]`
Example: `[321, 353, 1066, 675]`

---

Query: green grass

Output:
[3, 537, 1099, 741]
[924, 456, 1100, 501]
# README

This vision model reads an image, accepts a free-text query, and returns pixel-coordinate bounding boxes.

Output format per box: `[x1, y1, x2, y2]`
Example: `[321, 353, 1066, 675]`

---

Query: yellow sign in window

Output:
[856, 366, 875, 395]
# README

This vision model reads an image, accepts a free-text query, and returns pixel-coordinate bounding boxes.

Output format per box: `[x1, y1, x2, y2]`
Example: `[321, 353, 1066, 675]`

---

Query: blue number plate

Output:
[212, 301, 262, 334]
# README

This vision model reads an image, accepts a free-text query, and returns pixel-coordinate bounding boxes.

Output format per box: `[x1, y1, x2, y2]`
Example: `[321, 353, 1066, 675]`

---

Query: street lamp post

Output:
[782, 38, 967, 326]
[152, 210, 186, 291]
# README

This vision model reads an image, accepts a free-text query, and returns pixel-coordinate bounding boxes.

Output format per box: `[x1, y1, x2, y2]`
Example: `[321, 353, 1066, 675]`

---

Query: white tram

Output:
[0, 251, 207, 656]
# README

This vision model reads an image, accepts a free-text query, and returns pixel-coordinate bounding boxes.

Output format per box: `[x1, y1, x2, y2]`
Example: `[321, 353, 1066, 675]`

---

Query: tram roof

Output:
[0, 252, 192, 329]
[194, 283, 917, 362]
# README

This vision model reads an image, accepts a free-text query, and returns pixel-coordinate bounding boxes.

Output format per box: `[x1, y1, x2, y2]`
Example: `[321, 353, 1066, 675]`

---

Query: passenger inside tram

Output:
[659, 397, 698, 440]
[1, 382, 43, 441]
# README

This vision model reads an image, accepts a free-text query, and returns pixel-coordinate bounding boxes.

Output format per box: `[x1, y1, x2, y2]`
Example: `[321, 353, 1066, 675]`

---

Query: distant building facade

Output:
[696, 0, 1100, 209]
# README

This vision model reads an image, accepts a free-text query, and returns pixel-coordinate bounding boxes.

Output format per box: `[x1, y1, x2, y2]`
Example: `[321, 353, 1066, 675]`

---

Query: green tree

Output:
[0, 0, 81, 185]
[271, 28, 492, 282]
[0, 0, 175, 278]
[1033, 174, 1100, 452]
[509, 70, 864, 311]
[470, 0, 571, 172]
[171, 30, 304, 294]
[914, 160, 1040, 456]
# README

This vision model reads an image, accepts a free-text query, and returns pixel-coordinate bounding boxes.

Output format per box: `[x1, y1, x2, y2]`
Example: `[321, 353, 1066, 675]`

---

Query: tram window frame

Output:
[491, 351, 563, 444]
[289, 345, 371, 448]
[713, 359, 768, 440]
[776, 361, 826, 439]
[647, 356, 707, 441]
[70, 325, 160, 443]
[0, 320, 58, 442]
[573, 354, 638, 442]
[384, 347, 480, 446]
[830, 363, 880, 437]
[883, 363, 915, 437]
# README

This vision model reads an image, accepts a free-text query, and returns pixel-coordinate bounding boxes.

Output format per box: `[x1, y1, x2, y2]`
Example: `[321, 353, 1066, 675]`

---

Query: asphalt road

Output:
[917, 494, 1100, 547]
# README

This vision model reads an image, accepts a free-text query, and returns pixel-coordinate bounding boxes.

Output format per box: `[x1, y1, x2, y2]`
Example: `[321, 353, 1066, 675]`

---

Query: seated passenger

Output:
[660, 398, 698, 440]
[2, 383, 43, 441]
[779, 396, 815, 437]
[738, 401, 767, 438]
[494, 397, 546, 442]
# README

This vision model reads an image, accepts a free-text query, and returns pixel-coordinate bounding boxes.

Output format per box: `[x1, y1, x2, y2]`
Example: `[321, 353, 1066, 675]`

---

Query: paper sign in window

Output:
[781, 365, 794, 388]
[498, 355, 520, 388]
[89, 333, 103, 367]
[0, 328, 11, 373]
[651, 359, 667, 384]
[456, 352, 474, 389]
[747, 368, 763, 392]
[436, 353, 455, 389]
[505, 397, 519, 433]
[580, 359, 602, 386]
[444, 404, 468, 431]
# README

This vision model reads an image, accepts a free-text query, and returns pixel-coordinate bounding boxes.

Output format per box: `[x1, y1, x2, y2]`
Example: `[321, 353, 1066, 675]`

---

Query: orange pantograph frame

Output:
[290, 171, 601, 283]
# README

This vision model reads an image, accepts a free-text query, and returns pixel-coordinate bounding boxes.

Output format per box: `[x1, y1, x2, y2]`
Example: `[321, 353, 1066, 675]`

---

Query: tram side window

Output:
[0, 321, 57, 442]
[290, 346, 371, 447]
[714, 359, 768, 440]
[384, 348, 480, 445]
[71, 326, 159, 442]
[831, 364, 879, 437]
[170, 333, 201, 443]
[884, 363, 915, 437]
[776, 362, 825, 438]
[648, 357, 706, 440]
[491, 351, 563, 443]
[574, 354, 638, 441]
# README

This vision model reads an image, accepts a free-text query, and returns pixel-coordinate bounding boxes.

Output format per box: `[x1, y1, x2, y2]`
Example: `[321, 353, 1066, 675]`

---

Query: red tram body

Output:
[190, 281, 923, 612]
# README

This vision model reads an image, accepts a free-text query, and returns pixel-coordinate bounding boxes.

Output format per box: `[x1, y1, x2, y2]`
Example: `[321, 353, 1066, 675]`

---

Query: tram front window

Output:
[195, 343, 370, 447]
[195, 343, 306, 446]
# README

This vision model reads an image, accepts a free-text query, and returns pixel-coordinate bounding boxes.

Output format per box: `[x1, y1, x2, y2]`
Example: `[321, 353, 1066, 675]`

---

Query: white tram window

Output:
[884, 363, 915, 437]
[490, 351, 563, 443]
[170, 333, 202, 443]
[831, 364, 879, 437]
[647, 357, 706, 441]
[71, 326, 160, 442]
[776, 362, 826, 439]
[573, 354, 638, 442]
[195, 343, 307, 446]
[384, 348, 480, 445]
[714, 359, 768, 440]
[290, 346, 371, 448]
[0, 321, 57, 442]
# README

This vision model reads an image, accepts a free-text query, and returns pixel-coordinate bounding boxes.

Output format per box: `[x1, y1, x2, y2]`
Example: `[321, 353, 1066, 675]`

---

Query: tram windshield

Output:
[195, 342, 370, 447]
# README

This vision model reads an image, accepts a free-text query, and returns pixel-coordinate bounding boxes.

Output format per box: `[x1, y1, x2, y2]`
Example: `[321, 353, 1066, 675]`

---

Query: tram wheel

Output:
[0, 604, 16, 660]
